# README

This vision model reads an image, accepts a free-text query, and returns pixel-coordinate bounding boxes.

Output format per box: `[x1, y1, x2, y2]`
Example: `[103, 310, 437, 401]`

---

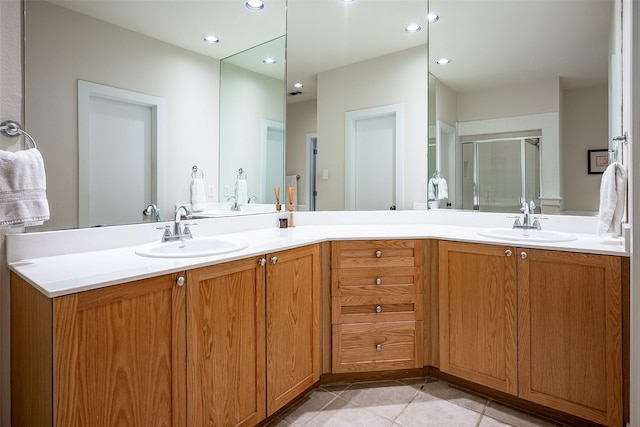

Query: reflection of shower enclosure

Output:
[461, 137, 540, 213]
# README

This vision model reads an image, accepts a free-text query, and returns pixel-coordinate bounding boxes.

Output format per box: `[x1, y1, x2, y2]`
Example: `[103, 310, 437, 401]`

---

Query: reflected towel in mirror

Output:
[597, 162, 627, 236]
[236, 179, 248, 205]
[191, 178, 206, 212]
[0, 148, 50, 227]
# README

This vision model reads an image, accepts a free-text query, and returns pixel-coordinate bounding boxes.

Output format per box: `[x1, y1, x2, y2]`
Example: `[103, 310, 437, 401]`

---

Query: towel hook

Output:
[0, 120, 37, 149]
[191, 165, 204, 179]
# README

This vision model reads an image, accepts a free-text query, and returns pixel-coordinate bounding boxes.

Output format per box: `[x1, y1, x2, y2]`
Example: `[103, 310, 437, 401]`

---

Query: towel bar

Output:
[0, 120, 37, 149]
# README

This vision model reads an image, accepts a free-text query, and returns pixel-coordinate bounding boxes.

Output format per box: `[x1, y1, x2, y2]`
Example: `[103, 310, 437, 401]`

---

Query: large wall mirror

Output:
[428, 0, 621, 215]
[24, 0, 285, 231]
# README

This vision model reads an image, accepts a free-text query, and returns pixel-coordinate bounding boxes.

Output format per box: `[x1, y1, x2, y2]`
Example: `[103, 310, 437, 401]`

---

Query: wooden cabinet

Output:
[186, 257, 266, 427]
[266, 245, 321, 415]
[518, 248, 623, 427]
[11, 271, 187, 427]
[331, 240, 423, 373]
[438, 241, 517, 395]
[439, 241, 623, 427]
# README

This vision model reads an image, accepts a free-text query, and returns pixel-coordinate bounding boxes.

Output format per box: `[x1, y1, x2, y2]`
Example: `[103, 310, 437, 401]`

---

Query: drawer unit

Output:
[332, 321, 424, 373]
[331, 240, 424, 373]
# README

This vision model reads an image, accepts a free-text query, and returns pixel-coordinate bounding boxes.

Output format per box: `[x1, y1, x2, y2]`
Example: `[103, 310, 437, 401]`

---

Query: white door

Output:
[78, 81, 165, 228]
[261, 120, 285, 204]
[345, 104, 404, 210]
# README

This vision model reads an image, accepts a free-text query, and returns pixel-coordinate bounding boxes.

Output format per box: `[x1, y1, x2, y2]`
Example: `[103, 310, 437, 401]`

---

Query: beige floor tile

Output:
[419, 380, 488, 414]
[305, 397, 396, 427]
[338, 380, 421, 421]
[319, 382, 352, 396]
[484, 401, 562, 427]
[478, 415, 512, 426]
[280, 389, 341, 426]
[395, 391, 482, 427]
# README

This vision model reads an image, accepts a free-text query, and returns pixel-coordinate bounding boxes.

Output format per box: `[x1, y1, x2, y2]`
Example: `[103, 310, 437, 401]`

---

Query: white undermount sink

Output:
[477, 228, 578, 243]
[135, 236, 248, 258]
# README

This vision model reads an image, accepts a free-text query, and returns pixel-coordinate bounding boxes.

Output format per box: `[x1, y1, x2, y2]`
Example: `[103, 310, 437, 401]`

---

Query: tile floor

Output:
[266, 377, 571, 427]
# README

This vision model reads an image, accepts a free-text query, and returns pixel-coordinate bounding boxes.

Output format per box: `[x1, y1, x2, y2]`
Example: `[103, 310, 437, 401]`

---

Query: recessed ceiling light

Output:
[428, 13, 440, 24]
[436, 58, 451, 65]
[203, 35, 220, 44]
[293, 82, 304, 88]
[245, 0, 265, 10]
[404, 24, 423, 33]
[263, 57, 276, 64]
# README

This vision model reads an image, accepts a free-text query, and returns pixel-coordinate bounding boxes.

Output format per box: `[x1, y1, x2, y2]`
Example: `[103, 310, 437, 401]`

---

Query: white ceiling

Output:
[43, 0, 613, 103]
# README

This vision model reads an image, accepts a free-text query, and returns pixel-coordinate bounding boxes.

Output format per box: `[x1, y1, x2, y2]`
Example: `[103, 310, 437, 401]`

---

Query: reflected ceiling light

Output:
[263, 57, 276, 64]
[436, 58, 451, 65]
[428, 13, 440, 24]
[203, 35, 220, 44]
[404, 24, 423, 33]
[293, 82, 304, 88]
[245, 0, 265, 11]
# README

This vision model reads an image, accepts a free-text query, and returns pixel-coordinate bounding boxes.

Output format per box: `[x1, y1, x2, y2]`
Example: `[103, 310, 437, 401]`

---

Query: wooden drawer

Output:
[332, 321, 423, 373]
[332, 294, 423, 324]
[332, 266, 422, 296]
[332, 240, 422, 269]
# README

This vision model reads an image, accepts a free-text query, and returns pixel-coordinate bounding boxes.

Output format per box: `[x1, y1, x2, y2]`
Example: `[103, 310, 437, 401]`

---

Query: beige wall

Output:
[316, 45, 427, 210]
[435, 79, 457, 127]
[286, 99, 317, 209]
[562, 85, 608, 213]
[26, 1, 220, 230]
[0, 1, 23, 424]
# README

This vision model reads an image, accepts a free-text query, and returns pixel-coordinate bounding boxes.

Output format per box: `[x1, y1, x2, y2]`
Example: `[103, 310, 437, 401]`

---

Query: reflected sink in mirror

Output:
[135, 236, 248, 258]
[477, 228, 578, 243]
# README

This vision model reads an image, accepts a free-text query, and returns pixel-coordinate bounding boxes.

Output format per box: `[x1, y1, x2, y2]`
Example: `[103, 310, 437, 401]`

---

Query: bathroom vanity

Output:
[7, 211, 629, 427]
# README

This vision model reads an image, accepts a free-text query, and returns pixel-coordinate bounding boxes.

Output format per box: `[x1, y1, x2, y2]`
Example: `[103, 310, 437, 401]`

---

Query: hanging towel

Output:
[0, 148, 50, 227]
[190, 178, 206, 212]
[236, 179, 248, 205]
[597, 162, 627, 235]
[427, 178, 437, 201]
[286, 175, 298, 206]
[437, 177, 449, 200]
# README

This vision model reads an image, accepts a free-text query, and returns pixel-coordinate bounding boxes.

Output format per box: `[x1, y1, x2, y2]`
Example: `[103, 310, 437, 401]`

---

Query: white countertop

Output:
[7, 210, 629, 298]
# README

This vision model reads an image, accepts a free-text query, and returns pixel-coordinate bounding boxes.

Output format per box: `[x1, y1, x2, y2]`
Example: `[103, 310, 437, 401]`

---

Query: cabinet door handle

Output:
[375, 250, 382, 258]
[375, 278, 382, 285]
[270, 256, 278, 264]
[258, 258, 267, 266]
[375, 344, 382, 351]
[375, 305, 382, 313]
[505, 249, 512, 257]
[520, 252, 528, 259]
[176, 276, 185, 287]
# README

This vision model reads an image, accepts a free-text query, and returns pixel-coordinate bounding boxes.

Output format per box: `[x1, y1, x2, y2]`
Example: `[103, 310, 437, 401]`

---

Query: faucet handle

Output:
[157, 225, 173, 241]
[182, 223, 196, 239]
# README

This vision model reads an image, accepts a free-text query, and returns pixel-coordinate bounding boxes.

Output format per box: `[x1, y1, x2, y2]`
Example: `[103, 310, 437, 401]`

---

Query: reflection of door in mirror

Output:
[78, 81, 165, 227]
[461, 136, 540, 213]
[262, 120, 285, 204]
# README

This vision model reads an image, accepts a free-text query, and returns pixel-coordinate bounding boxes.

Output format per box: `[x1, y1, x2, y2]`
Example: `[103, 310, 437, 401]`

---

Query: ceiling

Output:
[43, 0, 614, 102]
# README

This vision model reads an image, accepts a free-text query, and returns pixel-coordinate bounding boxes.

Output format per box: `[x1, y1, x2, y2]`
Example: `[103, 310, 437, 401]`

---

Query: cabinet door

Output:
[266, 245, 320, 415]
[54, 273, 186, 427]
[518, 249, 622, 426]
[439, 241, 517, 395]
[187, 258, 266, 427]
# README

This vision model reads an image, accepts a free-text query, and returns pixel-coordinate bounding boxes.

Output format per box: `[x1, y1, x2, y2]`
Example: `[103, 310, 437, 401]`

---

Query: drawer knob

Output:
[376, 305, 382, 313]
[375, 278, 382, 285]
[375, 250, 382, 258]
[270, 256, 278, 264]
[520, 252, 528, 259]
[176, 276, 185, 287]
[375, 344, 382, 351]
[258, 258, 267, 266]
[505, 249, 512, 257]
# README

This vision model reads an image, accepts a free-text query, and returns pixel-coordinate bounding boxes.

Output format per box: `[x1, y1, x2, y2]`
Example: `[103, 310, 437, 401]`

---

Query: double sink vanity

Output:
[7, 210, 629, 427]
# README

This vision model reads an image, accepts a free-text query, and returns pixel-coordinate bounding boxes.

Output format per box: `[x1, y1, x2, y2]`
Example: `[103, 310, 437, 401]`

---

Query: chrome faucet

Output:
[227, 196, 241, 211]
[512, 200, 542, 230]
[143, 204, 160, 222]
[158, 205, 194, 242]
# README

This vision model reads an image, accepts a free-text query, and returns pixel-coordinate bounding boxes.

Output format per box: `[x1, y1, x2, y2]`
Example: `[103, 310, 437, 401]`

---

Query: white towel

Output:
[190, 178, 206, 212]
[0, 148, 50, 227]
[286, 175, 298, 206]
[236, 179, 248, 206]
[427, 178, 437, 201]
[437, 177, 449, 200]
[597, 162, 627, 235]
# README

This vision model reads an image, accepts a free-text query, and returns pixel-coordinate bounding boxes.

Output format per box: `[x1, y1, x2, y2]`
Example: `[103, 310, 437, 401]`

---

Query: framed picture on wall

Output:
[588, 149, 610, 174]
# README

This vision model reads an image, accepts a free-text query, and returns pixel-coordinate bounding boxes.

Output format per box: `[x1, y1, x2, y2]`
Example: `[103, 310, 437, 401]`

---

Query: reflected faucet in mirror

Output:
[143, 204, 160, 222]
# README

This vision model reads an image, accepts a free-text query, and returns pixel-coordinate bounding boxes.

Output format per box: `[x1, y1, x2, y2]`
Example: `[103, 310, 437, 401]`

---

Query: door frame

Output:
[260, 119, 285, 204]
[306, 133, 318, 211]
[77, 80, 165, 227]
[344, 104, 404, 210]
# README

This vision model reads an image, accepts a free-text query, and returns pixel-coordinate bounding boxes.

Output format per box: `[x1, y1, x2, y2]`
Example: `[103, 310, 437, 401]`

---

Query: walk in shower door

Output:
[461, 137, 540, 213]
